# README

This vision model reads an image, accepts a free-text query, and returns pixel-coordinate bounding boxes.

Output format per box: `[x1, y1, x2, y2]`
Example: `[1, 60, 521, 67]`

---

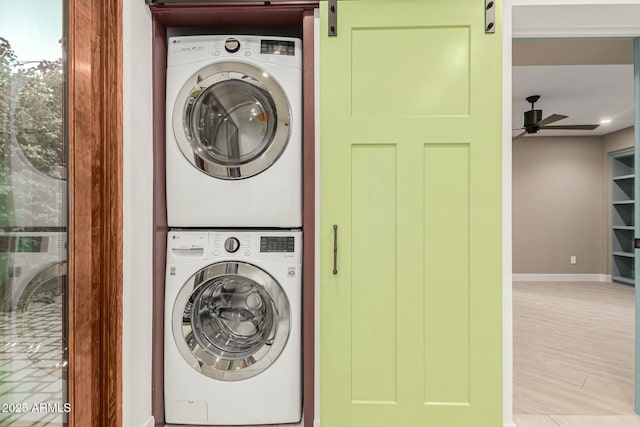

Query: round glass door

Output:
[173, 62, 291, 180]
[173, 261, 290, 381]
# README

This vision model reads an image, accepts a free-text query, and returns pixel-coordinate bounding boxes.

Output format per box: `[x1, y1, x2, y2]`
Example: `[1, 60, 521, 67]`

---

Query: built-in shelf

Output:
[613, 174, 635, 181]
[613, 251, 635, 258]
[612, 276, 635, 285]
[610, 148, 635, 286]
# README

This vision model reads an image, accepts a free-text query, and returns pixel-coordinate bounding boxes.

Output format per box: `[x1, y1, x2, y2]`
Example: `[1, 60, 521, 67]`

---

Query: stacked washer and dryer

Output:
[164, 35, 303, 425]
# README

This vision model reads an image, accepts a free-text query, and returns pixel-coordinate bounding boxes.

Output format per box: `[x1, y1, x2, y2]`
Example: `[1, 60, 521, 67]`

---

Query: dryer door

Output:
[173, 61, 291, 180]
[172, 261, 290, 381]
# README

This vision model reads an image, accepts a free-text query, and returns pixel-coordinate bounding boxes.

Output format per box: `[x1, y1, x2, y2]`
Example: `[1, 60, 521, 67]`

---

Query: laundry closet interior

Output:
[149, 2, 318, 426]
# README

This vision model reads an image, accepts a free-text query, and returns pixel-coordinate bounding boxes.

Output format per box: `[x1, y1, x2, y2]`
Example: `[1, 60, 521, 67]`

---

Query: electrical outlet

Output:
[570, 256, 577, 265]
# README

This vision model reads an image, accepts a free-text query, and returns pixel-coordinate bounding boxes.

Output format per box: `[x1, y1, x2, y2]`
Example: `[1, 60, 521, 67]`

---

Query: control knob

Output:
[224, 38, 241, 53]
[224, 237, 240, 253]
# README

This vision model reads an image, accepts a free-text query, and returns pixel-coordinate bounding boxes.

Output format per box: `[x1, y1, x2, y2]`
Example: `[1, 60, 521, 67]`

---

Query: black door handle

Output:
[333, 224, 338, 275]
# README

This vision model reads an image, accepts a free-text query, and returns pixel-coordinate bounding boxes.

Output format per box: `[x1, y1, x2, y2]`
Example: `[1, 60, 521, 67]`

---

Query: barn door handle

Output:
[333, 224, 338, 275]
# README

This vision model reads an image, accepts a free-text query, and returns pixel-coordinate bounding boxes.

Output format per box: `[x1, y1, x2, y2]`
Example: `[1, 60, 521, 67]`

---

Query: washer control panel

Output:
[168, 231, 301, 262]
[211, 231, 301, 262]
[169, 233, 207, 250]
[260, 236, 295, 253]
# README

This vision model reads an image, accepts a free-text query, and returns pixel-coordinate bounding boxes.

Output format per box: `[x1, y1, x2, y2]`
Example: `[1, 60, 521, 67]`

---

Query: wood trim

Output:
[151, 3, 317, 27]
[302, 10, 316, 427]
[99, 0, 123, 424]
[151, 16, 169, 427]
[67, 0, 92, 422]
[67, 0, 123, 425]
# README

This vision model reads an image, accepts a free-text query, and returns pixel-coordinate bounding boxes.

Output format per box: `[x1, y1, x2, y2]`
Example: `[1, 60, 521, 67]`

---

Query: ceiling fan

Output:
[513, 95, 600, 140]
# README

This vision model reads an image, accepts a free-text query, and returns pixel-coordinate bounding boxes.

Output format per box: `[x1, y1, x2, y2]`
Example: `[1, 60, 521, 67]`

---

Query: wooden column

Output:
[67, 0, 123, 425]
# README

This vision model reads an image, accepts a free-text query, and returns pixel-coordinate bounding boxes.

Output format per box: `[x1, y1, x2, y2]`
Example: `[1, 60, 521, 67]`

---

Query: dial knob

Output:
[224, 237, 240, 253]
[224, 38, 241, 53]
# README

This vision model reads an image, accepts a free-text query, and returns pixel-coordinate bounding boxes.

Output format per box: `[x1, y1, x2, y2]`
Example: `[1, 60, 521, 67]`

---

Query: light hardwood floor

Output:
[514, 280, 640, 426]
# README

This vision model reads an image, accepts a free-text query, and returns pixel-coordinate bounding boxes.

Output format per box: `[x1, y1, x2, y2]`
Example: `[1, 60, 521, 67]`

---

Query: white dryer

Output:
[166, 36, 302, 228]
[164, 230, 301, 425]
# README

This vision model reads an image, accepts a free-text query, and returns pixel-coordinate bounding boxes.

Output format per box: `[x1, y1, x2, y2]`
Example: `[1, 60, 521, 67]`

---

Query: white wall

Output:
[503, 4, 514, 426]
[512, 136, 607, 275]
[122, 1, 154, 427]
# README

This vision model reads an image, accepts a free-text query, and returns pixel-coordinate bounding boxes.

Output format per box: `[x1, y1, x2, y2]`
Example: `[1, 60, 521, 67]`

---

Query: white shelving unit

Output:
[610, 147, 635, 286]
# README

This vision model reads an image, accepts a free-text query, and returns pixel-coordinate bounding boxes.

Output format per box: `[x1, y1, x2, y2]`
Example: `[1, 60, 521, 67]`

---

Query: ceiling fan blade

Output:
[540, 124, 600, 130]
[512, 131, 527, 140]
[537, 114, 568, 127]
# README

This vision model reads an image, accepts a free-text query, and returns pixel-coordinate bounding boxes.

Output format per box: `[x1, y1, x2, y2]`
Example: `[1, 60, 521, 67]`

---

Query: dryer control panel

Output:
[260, 39, 296, 56]
[167, 35, 302, 69]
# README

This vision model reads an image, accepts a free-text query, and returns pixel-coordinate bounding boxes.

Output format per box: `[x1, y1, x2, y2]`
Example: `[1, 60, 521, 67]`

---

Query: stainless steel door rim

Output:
[173, 61, 292, 180]
[172, 261, 291, 381]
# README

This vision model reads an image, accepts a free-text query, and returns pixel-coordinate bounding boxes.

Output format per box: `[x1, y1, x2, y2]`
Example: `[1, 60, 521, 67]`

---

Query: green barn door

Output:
[319, 1, 503, 426]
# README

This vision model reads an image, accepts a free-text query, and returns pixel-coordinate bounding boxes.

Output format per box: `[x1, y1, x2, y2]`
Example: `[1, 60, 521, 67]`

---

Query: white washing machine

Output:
[166, 35, 302, 228]
[0, 231, 67, 312]
[164, 230, 301, 425]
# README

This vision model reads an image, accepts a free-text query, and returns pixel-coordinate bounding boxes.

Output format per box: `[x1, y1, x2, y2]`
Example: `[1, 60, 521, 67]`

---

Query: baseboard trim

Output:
[513, 274, 610, 282]
[312, 417, 514, 427]
[142, 416, 154, 427]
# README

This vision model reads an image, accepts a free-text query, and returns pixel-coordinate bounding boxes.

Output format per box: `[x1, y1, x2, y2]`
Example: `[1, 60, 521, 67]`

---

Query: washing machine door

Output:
[173, 261, 290, 381]
[173, 61, 291, 180]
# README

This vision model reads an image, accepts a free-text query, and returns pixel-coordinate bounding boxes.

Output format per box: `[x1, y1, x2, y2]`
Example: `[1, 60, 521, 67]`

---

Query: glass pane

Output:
[190, 79, 277, 165]
[190, 275, 277, 359]
[0, 0, 68, 425]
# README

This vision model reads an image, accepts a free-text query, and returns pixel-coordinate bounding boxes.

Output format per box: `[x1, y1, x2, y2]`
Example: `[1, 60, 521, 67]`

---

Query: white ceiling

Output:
[512, 40, 635, 139]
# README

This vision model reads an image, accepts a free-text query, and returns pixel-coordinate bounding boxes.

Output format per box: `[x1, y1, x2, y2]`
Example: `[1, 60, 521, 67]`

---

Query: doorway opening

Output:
[511, 37, 638, 427]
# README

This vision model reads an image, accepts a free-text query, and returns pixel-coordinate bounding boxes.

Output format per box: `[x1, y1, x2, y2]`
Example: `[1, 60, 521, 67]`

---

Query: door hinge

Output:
[328, 0, 338, 37]
[485, 0, 496, 33]
[635, 238, 640, 249]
